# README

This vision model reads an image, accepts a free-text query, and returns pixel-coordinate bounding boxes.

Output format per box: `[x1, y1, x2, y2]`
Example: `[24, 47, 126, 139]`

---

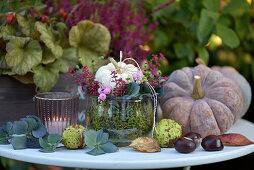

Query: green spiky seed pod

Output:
[154, 119, 182, 148]
[62, 124, 86, 149]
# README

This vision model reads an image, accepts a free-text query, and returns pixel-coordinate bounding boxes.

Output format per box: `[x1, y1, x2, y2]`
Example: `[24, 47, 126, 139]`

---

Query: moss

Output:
[86, 97, 154, 146]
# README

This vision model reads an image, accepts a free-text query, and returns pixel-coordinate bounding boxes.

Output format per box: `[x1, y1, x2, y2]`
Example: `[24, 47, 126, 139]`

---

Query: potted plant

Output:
[69, 52, 166, 146]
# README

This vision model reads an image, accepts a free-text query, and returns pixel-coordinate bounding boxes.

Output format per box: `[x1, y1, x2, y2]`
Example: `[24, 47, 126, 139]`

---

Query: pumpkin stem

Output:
[110, 58, 121, 73]
[191, 75, 205, 100]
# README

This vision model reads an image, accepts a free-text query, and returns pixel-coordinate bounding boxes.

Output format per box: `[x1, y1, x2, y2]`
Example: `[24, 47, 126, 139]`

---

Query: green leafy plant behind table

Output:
[0, 12, 111, 92]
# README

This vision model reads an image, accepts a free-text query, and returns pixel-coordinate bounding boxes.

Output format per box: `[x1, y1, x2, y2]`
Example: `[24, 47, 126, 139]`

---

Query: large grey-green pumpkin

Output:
[160, 65, 244, 137]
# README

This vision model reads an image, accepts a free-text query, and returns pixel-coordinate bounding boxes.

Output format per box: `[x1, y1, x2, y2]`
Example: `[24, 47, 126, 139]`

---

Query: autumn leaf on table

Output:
[129, 137, 161, 153]
[219, 133, 254, 146]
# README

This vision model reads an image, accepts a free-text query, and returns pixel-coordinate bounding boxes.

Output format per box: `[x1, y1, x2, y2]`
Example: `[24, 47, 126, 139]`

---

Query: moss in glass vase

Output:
[86, 96, 154, 146]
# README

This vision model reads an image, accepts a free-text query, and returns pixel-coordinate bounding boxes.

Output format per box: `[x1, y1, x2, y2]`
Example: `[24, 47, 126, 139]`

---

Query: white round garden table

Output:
[0, 119, 254, 169]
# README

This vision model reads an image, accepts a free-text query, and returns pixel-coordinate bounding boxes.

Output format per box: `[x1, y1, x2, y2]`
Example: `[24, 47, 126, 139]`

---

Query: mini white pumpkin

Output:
[95, 58, 139, 87]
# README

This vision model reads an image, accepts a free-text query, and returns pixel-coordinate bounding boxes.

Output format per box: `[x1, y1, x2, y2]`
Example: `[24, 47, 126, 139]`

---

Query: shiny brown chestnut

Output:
[174, 137, 196, 154]
[201, 135, 224, 151]
[184, 132, 202, 147]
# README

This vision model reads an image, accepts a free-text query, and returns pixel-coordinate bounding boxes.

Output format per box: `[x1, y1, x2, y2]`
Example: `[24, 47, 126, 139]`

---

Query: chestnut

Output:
[201, 135, 224, 151]
[184, 132, 202, 147]
[174, 137, 196, 154]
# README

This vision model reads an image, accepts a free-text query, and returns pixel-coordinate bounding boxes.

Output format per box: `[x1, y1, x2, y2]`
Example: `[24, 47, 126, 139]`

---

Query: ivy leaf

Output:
[35, 22, 63, 57]
[33, 64, 59, 92]
[84, 129, 118, 156]
[12, 120, 28, 134]
[5, 38, 42, 75]
[11, 136, 27, 150]
[202, 0, 220, 12]
[16, 14, 36, 36]
[32, 123, 47, 138]
[69, 20, 111, 67]
[216, 24, 240, 48]
[100, 142, 119, 153]
[51, 48, 78, 73]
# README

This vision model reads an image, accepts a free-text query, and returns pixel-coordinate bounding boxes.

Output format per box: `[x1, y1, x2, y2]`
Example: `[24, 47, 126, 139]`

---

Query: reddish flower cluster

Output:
[68, 66, 99, 96]
[110, 71, 126, 97]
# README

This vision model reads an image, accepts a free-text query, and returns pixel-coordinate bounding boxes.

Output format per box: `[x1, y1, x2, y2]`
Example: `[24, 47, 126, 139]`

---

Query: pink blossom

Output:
[137, 71, 143, 79]
[107, 86, 112, 90]
[98, 88, 103, 94]
[132, 73, 137, 79]
[103, 87, 111, 94]
[99, 93, 106, 101]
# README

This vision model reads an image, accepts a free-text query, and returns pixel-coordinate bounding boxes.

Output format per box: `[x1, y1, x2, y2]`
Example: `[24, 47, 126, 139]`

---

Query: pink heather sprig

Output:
[110, 71, 127, 97]
[68, 66, 99, 96]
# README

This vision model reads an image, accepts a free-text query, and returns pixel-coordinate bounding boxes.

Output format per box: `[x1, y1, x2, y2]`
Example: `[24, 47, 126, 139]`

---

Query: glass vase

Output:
[86, 95, 154, 146]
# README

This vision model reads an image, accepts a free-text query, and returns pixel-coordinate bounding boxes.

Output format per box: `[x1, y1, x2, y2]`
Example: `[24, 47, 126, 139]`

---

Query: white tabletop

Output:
[0, 119, 254, 169]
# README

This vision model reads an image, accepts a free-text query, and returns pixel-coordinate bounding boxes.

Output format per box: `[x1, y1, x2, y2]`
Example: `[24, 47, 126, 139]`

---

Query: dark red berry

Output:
[59, 8, 68, 21]
[41, 15, 49, 23]
[6, 13, 14, 23]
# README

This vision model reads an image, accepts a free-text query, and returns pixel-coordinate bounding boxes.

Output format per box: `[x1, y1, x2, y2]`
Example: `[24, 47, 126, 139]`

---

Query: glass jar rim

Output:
[34, 92, 79, 101]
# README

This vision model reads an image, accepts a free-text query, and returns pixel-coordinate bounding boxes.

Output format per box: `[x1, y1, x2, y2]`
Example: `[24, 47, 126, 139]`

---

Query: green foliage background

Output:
[145, 0, 254, 82]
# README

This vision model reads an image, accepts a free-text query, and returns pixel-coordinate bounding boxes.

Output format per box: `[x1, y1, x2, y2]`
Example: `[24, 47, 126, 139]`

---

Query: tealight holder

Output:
[34, 92, 79, 135]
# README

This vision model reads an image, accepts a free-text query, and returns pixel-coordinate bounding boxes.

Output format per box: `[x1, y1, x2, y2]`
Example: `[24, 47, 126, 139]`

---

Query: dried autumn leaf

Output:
[129, 137, 161, 153]
[219, 133, 254, 146]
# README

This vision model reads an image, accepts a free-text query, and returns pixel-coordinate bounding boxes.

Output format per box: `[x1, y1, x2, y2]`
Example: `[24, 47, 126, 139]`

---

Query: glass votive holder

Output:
[34, 92, 79, 135]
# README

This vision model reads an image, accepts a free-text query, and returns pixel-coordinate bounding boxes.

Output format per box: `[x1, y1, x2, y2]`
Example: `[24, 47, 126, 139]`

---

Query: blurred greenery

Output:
[145, 0, 254, 82]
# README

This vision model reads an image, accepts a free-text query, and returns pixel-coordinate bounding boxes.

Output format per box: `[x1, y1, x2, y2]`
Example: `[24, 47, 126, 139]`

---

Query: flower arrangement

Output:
[68, 51, 166, 146]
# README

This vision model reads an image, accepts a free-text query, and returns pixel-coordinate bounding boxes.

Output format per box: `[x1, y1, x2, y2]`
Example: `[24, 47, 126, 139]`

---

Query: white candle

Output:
[45, 117, 69, 135]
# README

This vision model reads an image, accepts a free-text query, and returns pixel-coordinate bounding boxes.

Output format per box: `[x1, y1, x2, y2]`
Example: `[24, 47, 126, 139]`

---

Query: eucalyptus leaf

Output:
[2, 121, 13, 135]
[69, 20, 111, 67]
[87, 147, 105, 156]
[5, 38, 42, 75]
[84, 129, 98, 148]
[26, 135, 40, 148]
[39, 137, 50, 148]
[23, 118, 38, 132]
[100, 142, 119, 153]
[11, 136, 27, 150]
[51, 48, 78, 73]
[35, 22, 63, 57]
[32, 123, 47, 138]
[33, 64, 59, 92]
[12, 120, 28, 134]
[47, 134, 61, 145]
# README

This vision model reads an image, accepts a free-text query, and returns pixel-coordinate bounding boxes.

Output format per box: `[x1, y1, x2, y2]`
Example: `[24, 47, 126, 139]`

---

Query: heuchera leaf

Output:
[12, 120, 28, 134]
[32, 123, 47, 138]
[0, 50, 10, 69]
[51, 48, 78, 73]
[16, 14, 36, 37]
[0, 25, 17, 40]
[69, 20, 110, 67]
[11, 136, 27, 150]
[219, 133, 254, 146]
[41, 46, 57, 64]
[33, 64, 59, 92]
[5, 38, 42, 75]
[35, 22, 63, 57]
